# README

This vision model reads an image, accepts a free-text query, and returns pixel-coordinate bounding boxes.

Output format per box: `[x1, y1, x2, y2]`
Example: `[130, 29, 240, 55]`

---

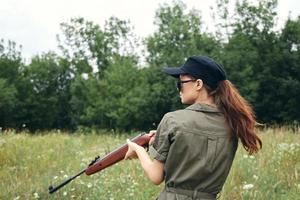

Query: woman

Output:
[125, 56, 262, 200]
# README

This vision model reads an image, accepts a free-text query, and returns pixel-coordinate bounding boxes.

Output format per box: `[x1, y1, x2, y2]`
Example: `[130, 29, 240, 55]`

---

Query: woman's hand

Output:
[148, 130, 156, 146]
[125, 131, 156, 160]
[124, 139, 140, 160]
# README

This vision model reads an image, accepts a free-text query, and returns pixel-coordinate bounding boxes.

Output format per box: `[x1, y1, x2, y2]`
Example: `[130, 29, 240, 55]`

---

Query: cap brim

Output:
[162, 67, 185, 78]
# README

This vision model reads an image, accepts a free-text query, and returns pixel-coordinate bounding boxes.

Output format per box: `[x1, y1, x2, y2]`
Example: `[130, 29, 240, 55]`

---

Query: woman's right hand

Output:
[148, 130, 156, 146]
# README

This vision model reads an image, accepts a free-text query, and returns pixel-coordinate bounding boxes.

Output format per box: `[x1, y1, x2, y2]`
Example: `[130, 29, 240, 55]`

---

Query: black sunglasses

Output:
[176, 79, 197, 91]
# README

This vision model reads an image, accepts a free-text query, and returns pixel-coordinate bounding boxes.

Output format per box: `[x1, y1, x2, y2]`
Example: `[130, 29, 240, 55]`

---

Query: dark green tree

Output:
[256, 16, 300, 123]
[78, 55, 151, 130]
[58, 17, 140, 130]
[18, 53, 73, 131]
[219, 0, 288, 123]
[0, 40, 23, 128]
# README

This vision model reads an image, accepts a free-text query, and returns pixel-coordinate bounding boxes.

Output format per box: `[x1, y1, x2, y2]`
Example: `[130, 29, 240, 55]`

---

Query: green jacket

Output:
[149, 103, 238, 200]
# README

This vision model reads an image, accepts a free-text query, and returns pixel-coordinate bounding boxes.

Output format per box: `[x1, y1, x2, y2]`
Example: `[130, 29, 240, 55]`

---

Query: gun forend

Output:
[85, 133, 152, 175]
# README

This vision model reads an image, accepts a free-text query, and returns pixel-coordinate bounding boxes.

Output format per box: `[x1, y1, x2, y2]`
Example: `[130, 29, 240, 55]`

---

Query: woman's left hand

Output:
[124, 139, 140, 160]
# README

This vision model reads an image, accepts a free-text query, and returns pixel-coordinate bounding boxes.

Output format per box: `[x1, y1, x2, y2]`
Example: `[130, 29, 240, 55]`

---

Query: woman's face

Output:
[179, 74, 201, 104]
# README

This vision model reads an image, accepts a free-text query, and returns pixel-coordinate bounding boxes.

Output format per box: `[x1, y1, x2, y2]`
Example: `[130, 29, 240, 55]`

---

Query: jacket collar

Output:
[185, 103, 222, 113]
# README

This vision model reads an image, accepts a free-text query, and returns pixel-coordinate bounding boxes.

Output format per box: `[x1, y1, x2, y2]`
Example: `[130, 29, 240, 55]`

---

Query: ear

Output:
[195, 79, 203, 91]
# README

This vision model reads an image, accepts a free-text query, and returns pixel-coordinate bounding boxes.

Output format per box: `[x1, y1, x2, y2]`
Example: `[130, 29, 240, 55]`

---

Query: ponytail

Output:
[213, 80, 262, 154]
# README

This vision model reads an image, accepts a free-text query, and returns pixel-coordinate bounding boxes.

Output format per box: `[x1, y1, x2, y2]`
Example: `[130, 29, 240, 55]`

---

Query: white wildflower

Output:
[243, 154, 248, 159]
[71, 195, 76, 198]
[278, 143, 289, 151]
[253, 175, 258, 180]
[13, 196, 20, 200]
[87, 183, 93, 188]
[290, 143, 299, 151]
[71, 188, 75, 191]
[60, 170, 64, 174]
[243, 183, 254, 190]
[133, 182, 139, 186]
[249, 155, 255, 159]
[53, 176, 58, 180]
[63, 191, 67, 196]
[33, 192, 39, 199]
[63, 174, 68, 178]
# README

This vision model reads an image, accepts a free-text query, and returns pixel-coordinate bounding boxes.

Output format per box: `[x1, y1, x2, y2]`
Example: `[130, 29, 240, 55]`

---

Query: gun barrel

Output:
[49, 169, 85, 194]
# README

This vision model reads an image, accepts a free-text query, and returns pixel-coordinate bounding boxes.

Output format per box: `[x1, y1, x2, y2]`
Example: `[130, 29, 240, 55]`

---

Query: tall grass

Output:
[0, 128, 299, 200]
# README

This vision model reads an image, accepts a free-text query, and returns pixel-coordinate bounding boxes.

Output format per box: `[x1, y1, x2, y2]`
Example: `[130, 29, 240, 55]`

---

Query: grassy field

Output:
[0, 128, 299, 200]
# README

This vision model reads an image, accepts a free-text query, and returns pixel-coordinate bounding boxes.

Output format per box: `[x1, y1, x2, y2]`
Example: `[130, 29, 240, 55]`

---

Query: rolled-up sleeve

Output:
[149, 113, 174, 163]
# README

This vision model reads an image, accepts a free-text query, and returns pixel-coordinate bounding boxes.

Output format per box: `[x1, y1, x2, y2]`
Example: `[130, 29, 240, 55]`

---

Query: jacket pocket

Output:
[205, 136, 217, 171]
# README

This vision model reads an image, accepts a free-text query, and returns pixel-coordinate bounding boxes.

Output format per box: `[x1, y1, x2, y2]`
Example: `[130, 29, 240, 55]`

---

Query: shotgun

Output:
[48, 133, 153, 194]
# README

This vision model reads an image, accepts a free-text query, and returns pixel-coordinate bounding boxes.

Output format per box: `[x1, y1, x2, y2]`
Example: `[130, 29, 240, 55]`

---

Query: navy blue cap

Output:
[163, 56, 227, 90]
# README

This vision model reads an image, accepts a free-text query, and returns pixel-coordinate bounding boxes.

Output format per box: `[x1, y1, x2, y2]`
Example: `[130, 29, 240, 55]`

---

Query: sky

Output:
[1, 0, 299, 60]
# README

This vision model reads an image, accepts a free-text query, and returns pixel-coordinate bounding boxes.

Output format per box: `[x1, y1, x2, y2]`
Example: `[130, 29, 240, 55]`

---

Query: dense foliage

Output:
[0, 0, 299, 131]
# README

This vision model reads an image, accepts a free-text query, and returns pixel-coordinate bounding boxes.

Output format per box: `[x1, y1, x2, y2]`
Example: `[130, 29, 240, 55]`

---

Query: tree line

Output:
[0, 0, 299, 132]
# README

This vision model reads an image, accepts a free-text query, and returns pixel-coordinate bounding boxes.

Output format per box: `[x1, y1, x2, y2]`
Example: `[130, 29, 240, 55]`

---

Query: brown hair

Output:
[208, 80, 262, 154]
